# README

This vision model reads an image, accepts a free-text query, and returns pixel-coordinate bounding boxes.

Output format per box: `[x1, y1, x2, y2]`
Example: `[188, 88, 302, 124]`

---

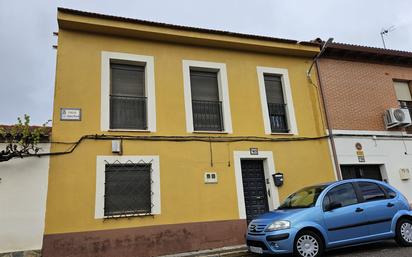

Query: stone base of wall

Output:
[42, 219, 247, 257]
[0, 250, 41, 257]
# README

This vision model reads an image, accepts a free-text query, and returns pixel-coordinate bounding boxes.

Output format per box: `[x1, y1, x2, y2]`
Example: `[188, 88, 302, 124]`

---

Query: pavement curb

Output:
[158, 245, 253, 257]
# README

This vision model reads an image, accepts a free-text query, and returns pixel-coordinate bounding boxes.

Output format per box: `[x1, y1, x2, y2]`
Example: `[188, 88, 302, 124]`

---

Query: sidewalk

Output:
[159, 245, 254, 257]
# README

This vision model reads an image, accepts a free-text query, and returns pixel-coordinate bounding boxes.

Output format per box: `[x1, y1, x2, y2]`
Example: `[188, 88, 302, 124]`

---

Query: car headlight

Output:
[265, 220, 290, 232]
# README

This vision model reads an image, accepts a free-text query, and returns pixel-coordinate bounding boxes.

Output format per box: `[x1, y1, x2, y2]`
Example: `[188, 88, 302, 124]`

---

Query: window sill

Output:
[108, 129, 152, 133]
[270, 132, 296, 136]
[192, 131, 230, 134]
[103, 213, 154, 219]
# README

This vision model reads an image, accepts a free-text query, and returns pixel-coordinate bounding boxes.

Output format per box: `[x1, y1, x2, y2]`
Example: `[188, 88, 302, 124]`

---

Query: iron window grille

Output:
[110, 95, 147, 130]
[267, 103, 289, 133]
[192, 100, 224, 131]
[104, 160, 154, 218]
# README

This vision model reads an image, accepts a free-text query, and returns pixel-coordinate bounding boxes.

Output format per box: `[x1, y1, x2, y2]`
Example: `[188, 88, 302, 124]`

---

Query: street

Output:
[244, 241, 412, 257]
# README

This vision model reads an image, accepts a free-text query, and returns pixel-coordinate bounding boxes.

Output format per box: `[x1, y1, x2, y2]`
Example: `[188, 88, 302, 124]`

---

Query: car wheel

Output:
[396, 218, 412, 246]
[294, 230, 324, 257]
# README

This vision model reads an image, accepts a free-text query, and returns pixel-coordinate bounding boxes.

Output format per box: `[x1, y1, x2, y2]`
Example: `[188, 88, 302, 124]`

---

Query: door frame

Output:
[234, 151, 280, 219]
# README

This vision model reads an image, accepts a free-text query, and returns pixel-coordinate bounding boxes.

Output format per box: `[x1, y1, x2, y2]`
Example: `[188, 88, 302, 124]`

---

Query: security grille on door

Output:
[104, 160, 154, 218]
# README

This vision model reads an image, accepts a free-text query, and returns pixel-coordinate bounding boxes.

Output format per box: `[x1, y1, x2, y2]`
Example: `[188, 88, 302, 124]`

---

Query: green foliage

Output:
[0, 115, 48, 162]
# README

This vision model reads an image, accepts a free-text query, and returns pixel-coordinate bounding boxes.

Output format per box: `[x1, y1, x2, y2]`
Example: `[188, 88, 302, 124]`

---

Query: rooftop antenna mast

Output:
[380, 26, 395, 49]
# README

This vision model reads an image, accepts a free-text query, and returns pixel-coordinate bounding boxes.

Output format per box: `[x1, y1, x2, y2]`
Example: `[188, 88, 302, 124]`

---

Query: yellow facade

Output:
[44, 9, 335, 254]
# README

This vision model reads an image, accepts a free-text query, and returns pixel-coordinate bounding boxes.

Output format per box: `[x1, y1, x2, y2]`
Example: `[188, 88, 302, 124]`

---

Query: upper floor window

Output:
[257, 67, 298, 135]
[183, 60, 232, 133]
[190, 70, 223, 131]
[264, 74, 288, 132]
[394, 81, 412, 133]
[101, 51, 156, 132]
[110, 63, 146, 129]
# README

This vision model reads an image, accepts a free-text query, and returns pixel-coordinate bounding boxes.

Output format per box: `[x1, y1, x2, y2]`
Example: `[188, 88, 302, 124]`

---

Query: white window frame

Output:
[233, 151, 280, 219]
[101, 51, 156, 132]
[182, 60, 232, 133]
[257, 66, 298, 135]
[95, 155, 161, 219]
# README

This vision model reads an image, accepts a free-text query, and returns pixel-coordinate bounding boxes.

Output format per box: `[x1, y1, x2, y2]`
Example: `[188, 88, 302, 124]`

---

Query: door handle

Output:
[387, 203, 395, 207]
[355, 207, 364, 212]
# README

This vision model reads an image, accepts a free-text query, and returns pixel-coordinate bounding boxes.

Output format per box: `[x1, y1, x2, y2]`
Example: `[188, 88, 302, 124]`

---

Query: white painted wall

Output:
[0, 143, 50, 253]
[334, 135, 412, 202]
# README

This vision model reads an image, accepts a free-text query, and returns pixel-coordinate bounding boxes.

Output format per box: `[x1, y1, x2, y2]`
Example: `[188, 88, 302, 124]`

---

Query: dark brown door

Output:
[341, 165, 383, 181]
[241, 160, 269, 223]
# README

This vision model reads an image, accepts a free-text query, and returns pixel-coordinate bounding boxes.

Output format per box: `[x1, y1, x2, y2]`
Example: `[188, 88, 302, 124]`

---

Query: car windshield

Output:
[278, 185, 328, 209]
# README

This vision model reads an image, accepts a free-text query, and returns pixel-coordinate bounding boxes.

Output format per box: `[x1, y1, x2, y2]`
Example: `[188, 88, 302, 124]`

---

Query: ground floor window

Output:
[95, 156, 161, 219]
[104, 162, 152, 216]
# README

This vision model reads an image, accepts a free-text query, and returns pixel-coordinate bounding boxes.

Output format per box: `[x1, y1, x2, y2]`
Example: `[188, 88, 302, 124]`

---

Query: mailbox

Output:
[273, 173, 284, 187]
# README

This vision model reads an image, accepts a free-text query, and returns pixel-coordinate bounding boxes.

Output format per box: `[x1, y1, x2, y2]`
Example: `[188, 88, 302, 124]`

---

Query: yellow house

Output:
[43, 8, 336, 257]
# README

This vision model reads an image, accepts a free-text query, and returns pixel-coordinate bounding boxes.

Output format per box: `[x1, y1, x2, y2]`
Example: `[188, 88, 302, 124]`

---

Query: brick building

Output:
[317, 42, 412, 202]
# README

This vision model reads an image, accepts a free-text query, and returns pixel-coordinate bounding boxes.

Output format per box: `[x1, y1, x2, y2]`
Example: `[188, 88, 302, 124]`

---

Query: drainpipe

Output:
[315, 59, 342, 180]
[307, 38, 342, 180]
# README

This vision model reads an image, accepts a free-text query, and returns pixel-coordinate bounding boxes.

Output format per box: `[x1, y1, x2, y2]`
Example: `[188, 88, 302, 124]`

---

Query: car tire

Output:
[395, 218, 412, 246]
[294, 230, 324, 257]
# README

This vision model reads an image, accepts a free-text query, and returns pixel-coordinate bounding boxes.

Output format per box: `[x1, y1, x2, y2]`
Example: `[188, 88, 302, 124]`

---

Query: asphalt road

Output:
[244, 240, 412, 257]
[325, 240, 412, 257]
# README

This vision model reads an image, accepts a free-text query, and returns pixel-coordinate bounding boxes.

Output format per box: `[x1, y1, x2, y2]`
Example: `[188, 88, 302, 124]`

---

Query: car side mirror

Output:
[325, 201, 342, 211]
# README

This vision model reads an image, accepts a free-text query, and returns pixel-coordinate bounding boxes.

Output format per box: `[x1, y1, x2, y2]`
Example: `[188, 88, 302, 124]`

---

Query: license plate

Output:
[249, 246, 263, 254]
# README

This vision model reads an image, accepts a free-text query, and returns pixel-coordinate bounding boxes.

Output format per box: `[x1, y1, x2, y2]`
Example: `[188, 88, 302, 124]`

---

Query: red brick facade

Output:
[318, 58, 412, 131]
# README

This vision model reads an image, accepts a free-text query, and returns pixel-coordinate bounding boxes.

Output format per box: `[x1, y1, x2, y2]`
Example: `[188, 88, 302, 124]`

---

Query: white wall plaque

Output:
[60, 108, 81, 121]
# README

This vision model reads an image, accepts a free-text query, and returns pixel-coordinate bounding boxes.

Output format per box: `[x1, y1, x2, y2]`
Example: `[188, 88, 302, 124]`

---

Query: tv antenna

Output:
[380, 26, 395, 49]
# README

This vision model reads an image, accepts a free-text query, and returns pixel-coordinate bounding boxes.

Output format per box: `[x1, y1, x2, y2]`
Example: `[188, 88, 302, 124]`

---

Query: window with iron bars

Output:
[110, 63, 147, 130]
[264, 74, 289, 133]
[104, 162, 152, 217]
[190, 70, 224, 131]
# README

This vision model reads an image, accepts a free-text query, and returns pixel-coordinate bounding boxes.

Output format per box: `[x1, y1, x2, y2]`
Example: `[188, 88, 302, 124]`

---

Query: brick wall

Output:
[318, 58, 412, 131]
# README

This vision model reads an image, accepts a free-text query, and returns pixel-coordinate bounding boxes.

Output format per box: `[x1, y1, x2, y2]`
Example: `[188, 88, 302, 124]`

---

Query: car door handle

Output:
[355, 207, 364, 212]
[387, 203, 395, 207]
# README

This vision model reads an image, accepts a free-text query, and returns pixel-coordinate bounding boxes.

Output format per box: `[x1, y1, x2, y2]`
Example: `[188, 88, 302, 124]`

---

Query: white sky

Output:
[0, 0, 411, 125]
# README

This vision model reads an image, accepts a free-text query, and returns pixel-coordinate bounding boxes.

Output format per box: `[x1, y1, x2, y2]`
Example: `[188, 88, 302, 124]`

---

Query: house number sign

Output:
[60, 108, 81, 121]
[250, 148, 259, 155]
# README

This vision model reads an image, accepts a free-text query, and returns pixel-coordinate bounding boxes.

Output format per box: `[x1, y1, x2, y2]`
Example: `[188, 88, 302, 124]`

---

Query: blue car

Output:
[246, 179, 412, 257]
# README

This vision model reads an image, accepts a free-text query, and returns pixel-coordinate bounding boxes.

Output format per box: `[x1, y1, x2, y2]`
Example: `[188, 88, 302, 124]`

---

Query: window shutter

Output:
[190, 70, 219, 101]
[394, 81, 412, 101]
[264, 74, 284, 104]
[111, 64, 145, 97]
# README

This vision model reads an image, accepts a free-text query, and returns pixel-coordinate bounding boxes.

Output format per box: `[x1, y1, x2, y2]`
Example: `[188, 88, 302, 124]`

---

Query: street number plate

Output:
[250, 246, 263, 254]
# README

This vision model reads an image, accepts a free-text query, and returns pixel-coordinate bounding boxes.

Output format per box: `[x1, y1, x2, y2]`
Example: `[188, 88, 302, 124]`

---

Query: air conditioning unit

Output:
[384, 108, 412, 128]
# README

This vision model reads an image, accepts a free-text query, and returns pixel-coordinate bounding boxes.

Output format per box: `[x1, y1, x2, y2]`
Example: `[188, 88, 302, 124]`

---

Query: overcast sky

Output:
[1, 0, 411, 125]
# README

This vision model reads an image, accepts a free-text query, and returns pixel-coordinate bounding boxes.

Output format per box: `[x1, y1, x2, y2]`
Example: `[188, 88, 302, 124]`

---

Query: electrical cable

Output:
[26, 133, 330, 158]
